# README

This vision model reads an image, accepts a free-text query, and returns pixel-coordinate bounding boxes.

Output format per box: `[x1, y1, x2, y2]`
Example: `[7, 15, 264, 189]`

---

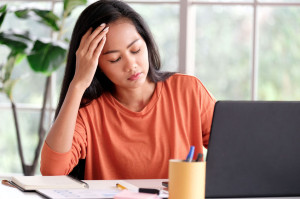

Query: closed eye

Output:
[132, 49, 140, 54]
[110, 57, 121, 63]
[109, 49, 140, 63]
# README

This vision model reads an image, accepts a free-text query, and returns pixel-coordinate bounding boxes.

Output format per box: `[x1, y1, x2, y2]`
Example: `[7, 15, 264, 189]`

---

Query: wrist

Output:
[69, 80, 88, 94]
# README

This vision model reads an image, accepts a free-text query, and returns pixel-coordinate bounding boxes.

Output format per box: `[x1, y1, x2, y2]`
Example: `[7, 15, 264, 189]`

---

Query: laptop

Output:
[205, 101, 300, 198]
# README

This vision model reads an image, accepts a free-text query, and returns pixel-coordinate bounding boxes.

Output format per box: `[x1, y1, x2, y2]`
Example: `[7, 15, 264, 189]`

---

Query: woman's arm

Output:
[45, 24, 109, 153]
[45, 82, 85, 153]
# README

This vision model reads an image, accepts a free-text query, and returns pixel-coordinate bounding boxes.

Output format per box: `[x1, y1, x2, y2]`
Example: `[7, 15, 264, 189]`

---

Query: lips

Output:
[128, 72, 142, 81]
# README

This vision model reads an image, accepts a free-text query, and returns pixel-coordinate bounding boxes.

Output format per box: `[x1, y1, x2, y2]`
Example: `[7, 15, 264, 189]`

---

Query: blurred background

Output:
[0, 0, 299, 175]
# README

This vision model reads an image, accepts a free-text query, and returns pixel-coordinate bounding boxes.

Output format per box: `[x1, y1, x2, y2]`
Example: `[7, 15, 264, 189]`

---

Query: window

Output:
[0, 0, 299, 174]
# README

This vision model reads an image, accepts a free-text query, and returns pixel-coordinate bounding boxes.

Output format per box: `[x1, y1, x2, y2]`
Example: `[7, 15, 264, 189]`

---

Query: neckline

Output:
[104, 81, 163, 116]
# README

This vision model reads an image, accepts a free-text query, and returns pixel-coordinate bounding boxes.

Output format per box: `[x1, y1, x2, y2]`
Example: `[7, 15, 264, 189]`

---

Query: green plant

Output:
[0, 0, 87, 175]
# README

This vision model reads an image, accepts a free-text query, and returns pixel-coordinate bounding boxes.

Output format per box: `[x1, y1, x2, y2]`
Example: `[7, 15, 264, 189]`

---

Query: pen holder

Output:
[168, 159, 206, 199]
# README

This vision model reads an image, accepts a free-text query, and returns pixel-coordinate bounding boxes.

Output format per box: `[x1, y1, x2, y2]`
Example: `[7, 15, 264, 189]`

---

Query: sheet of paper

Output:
[37, 180, 121, 198]
[36, 179, 168, 198]
[37, 189, 121, 199]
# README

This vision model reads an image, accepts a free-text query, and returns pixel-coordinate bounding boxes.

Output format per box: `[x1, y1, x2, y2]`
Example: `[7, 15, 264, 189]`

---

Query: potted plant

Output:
[0, 0, 87, 176]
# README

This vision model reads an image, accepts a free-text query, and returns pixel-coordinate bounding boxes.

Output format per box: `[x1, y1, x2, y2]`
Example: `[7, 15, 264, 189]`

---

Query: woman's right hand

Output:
[72, 24, 109, 90]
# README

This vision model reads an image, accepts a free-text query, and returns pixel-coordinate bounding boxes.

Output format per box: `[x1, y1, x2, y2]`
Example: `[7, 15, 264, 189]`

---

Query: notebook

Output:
[205, 101, 300, 198]
[10, 175, 88, 191]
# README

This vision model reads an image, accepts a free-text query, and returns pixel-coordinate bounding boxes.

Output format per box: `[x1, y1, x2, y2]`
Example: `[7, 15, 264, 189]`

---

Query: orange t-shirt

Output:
[40, 74, 216, 180]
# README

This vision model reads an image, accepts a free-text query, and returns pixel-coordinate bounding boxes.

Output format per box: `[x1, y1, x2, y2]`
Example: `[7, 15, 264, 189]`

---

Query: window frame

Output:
[1, 0, 300, 121]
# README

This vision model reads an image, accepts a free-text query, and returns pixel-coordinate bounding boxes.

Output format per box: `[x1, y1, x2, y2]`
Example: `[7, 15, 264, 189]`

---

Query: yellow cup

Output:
[168, 159, 206, 199]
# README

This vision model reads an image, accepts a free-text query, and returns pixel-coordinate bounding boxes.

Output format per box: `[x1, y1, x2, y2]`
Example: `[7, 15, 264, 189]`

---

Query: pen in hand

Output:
[185, 146, 195, 162]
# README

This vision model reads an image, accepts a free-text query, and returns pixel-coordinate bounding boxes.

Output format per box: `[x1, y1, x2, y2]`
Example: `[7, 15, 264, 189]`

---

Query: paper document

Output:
[37, 189, 120, 198]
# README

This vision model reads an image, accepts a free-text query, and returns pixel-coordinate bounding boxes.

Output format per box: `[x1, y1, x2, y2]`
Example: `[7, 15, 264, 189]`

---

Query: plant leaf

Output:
[15, 53, 26, 65]
[64, 0, 87, 17]
[14, 9, 30, 18]
[0, 5, 7, 28]
[0, 30, 33, 53]
[15, 9, 60, 31]
[0, 5, 6, 13]
[32, 9, 60, 31]
[27, 40, 67, 75]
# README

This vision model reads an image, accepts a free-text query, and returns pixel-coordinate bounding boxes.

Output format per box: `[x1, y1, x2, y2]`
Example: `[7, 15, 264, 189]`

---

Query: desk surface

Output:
[0, 177, 167, 199]
[2, 177, 300, 199]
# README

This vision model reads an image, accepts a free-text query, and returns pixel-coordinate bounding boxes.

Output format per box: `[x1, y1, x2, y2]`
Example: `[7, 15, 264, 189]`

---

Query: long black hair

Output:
[55, 0, 174, 118]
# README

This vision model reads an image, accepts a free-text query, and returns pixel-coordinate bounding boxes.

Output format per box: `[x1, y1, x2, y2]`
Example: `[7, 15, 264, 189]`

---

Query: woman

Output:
[40, 0, 216, 180]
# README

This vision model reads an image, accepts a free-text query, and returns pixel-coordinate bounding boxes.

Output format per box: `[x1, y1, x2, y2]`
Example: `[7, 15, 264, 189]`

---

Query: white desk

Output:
[1, 176, 41, 199]
[2, 177, 300, 199]
[0, 177, 167, 199]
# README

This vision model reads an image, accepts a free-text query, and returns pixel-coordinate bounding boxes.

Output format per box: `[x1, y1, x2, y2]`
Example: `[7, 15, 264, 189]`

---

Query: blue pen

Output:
[185, 146, 195, 162]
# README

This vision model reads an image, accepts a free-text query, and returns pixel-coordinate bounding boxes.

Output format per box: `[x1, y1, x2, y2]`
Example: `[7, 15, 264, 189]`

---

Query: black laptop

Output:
[205, 101, 300, 198]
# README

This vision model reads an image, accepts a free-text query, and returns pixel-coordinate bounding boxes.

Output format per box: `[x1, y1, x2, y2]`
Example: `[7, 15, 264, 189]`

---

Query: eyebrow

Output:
[103, 39, 140, 55]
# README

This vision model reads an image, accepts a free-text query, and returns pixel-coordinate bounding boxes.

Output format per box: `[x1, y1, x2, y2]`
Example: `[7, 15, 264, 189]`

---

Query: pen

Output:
[68, 175, 89, 188]
[116, 184, 160, 195]
[116, 183, 127, 190]
[185, 146, 195, 162]
[139, 188, 160, 195]
[196, 153, 203, 162]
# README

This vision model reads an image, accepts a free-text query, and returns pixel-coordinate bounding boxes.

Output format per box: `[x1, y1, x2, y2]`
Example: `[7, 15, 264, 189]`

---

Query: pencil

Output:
[116, 183, 127, 190]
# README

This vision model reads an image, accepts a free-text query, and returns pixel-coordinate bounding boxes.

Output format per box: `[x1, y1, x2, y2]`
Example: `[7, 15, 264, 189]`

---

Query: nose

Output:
[123, 54, 137, 72]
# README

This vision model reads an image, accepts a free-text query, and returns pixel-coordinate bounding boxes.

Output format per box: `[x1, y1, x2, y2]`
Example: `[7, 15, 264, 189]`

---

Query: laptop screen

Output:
[205, 101, 300, 198]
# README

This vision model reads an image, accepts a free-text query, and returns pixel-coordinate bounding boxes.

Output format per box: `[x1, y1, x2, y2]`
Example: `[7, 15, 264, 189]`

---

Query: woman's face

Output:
[98, 19, 150, 91]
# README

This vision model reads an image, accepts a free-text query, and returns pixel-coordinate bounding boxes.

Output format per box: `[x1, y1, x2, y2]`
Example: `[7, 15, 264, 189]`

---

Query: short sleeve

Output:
[197, 80, 216, 148]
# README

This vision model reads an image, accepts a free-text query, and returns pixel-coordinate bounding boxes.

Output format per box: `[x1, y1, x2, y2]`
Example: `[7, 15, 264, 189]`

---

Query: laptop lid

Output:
[205, 101, 300, 198]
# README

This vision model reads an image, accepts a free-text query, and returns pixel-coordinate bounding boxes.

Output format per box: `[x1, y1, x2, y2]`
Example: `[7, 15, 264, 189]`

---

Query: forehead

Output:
[104, 19, 142, 49]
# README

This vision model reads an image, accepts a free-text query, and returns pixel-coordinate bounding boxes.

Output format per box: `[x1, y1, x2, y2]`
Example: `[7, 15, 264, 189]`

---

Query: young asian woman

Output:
[40, 0, 216, 180]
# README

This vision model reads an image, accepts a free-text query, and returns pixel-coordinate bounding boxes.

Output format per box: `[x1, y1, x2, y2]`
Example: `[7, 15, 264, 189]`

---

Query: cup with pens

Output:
[168, 146, 206, 199]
